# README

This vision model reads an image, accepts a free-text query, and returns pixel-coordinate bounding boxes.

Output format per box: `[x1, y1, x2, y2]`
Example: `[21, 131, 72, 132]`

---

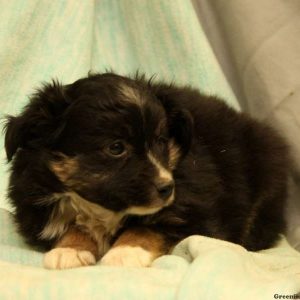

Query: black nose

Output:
[157, 181, 174, 199]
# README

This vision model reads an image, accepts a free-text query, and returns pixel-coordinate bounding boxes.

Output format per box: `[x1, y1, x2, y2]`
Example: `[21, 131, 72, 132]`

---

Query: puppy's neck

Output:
[39, 192, 125, 255]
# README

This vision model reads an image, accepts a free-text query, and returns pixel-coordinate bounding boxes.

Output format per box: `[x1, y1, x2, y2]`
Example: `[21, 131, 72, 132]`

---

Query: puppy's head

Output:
[4, 73, 192, 215]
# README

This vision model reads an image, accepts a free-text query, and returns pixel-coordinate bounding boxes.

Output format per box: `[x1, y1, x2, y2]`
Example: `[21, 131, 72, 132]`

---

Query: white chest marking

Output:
[39, 192, 125, 255]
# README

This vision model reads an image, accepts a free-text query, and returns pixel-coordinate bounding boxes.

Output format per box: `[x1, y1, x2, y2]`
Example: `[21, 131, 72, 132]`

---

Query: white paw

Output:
[44, 247, 96, 269]
[100, 246, 154, 268]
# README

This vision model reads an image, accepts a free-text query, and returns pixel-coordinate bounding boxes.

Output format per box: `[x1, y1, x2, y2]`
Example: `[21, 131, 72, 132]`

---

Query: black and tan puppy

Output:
[4, 73, 290, 269]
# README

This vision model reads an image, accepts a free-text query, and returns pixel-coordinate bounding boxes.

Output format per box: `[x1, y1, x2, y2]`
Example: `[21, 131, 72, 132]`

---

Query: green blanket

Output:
[0, 209, 299, 299]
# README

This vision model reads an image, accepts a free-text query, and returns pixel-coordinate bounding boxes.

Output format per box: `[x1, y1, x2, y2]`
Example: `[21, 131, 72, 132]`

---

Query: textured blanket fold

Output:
[0, 209, 299, 300]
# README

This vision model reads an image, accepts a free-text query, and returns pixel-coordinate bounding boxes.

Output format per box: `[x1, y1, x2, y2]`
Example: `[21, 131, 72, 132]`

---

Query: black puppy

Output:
[4, 73, 290, 269]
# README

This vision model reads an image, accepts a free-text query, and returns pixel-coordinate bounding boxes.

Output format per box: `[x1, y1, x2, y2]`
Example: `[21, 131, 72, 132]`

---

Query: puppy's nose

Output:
[156, 181, 174, 200]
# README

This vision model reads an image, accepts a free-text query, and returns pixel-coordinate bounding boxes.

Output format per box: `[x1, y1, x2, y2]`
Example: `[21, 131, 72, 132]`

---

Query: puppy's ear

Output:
[4, 116, 26, 161]
[3, 81, 70, 161]
[167, 109, 193, 157]
[150, 82, 194, 157]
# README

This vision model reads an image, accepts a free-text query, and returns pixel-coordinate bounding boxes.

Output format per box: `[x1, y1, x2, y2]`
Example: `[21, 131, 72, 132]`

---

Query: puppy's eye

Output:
[107, 141, 126, 157]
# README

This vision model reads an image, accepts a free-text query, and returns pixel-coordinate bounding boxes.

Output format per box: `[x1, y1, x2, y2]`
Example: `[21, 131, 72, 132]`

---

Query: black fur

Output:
[3, 73, 290, 251]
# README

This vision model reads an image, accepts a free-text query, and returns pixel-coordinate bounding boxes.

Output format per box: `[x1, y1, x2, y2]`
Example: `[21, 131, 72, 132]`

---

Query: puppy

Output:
[4, 73, 290, 269]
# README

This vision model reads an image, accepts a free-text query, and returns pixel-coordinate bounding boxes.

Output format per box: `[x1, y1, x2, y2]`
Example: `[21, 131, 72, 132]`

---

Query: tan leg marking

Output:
[101, 228, 170, 267]
[44, 227, 98, 269]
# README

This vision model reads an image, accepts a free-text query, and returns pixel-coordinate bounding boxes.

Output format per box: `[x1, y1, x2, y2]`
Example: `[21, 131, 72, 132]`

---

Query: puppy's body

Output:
[4, 73, 289, 268]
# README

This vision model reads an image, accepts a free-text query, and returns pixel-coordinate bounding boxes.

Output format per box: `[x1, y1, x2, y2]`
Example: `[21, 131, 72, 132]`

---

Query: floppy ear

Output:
[4, 115, 27, 162]
[166, 108, 193, 157]
[3, 81, 70, 161]
[149, 82, 194, 157]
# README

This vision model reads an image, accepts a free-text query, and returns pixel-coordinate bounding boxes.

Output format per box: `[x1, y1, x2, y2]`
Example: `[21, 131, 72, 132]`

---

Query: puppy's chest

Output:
[42, 193, 125, 255]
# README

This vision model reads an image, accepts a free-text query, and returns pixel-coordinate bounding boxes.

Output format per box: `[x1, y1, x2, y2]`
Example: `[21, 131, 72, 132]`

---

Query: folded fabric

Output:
[0, 208, 299, 300]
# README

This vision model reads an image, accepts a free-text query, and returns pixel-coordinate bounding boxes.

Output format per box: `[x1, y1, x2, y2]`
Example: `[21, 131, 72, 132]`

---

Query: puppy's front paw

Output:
[100, 246, 154, 268]
[44, 247, 96, 269]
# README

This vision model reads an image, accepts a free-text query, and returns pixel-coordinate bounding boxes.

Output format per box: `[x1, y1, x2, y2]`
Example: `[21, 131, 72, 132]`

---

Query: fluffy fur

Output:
[4, 73, 290, 260]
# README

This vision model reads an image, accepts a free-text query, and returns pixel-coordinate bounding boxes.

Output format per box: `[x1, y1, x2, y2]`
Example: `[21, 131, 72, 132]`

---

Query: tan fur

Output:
[112, 228, 169, 258]
[50, 154, 112, 188]
[148, 151, 173, 181]
[168, 139, 181, 170]
[50, 155, 79, 182]
[55, 226, 99, 259]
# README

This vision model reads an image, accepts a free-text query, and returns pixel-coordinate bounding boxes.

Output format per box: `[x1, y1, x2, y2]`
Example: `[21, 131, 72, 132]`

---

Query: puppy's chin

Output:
[125, 194, 174, 216]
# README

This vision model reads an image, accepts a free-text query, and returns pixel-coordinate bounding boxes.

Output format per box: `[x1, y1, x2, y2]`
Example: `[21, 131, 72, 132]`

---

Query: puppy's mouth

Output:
[125, 192, 175, 216]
